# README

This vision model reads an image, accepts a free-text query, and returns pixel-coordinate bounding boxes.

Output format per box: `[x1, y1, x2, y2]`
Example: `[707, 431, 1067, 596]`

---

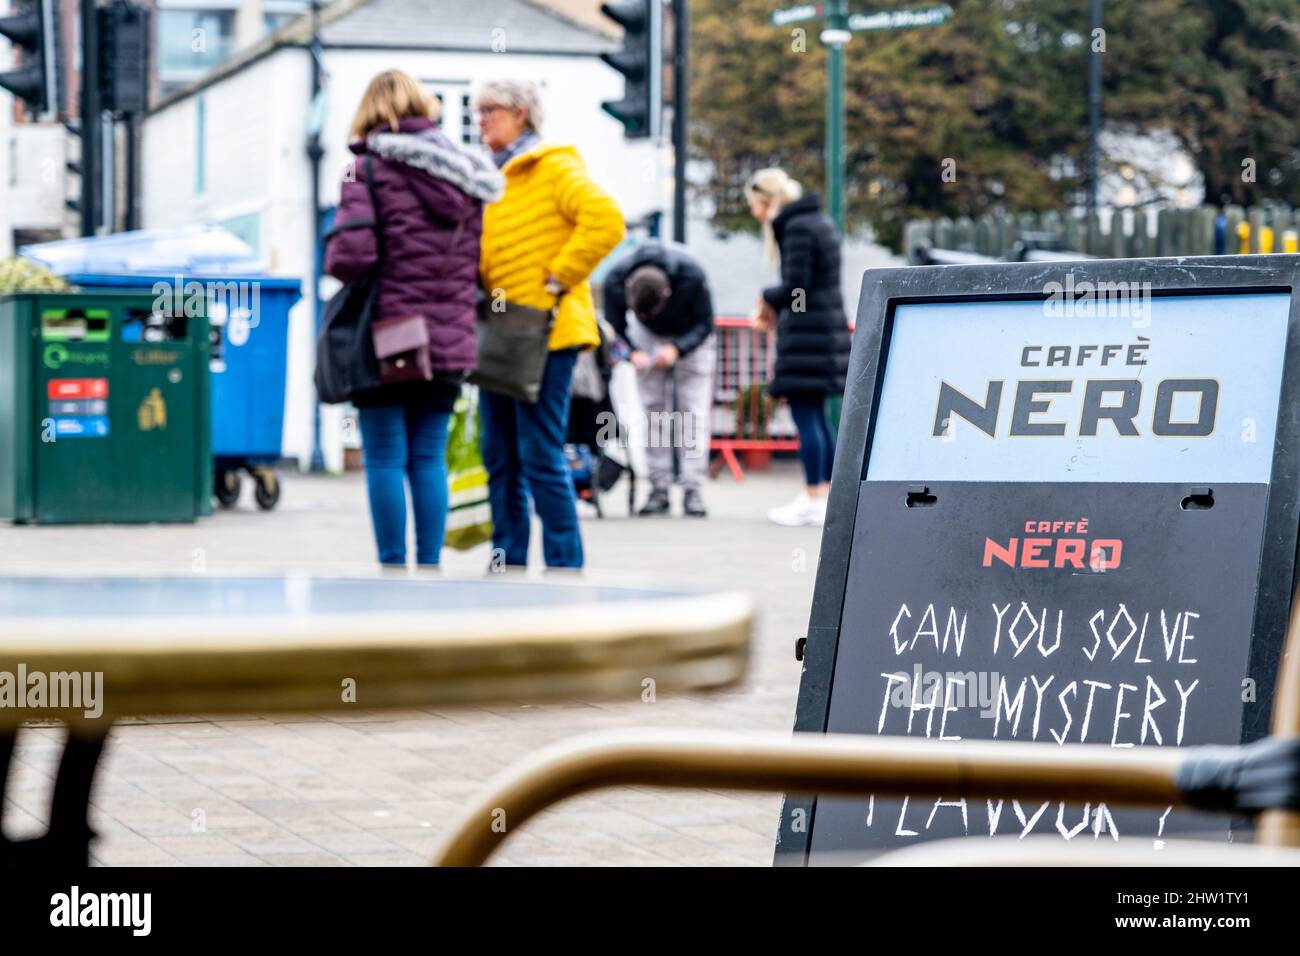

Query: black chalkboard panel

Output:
[809, 480, 1264, 860]
[777, 256, 1300, 865]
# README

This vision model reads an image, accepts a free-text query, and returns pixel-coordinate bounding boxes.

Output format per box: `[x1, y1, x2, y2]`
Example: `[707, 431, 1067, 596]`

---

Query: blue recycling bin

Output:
[65, 272, 300, 510]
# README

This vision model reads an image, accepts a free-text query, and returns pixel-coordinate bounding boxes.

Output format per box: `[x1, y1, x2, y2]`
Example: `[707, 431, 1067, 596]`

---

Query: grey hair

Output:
[472, 78, 545, 133]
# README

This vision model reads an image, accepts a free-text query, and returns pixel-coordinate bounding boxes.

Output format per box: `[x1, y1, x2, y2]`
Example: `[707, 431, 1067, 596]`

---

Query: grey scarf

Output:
[491, 130, 541, 170]
[366, 128, 505, 202]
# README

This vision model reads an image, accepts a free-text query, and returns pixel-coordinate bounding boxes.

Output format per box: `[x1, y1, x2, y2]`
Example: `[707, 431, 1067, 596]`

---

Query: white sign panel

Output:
[865, 292, 1290, 483]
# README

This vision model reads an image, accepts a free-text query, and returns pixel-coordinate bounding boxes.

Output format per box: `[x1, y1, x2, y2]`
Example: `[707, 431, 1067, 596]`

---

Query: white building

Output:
[155, 0, 314, 96]
[142, 0, 663, 469]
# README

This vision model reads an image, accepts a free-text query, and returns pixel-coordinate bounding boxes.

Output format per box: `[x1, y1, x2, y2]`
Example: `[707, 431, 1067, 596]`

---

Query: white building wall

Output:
[143, 54, 290, 240]
[0, 104, 12, 256]
[144, 43, 661, 469]
[318, 49, 660, 217]
[144, 48, 319, 467]
[7, 124, 68, 237]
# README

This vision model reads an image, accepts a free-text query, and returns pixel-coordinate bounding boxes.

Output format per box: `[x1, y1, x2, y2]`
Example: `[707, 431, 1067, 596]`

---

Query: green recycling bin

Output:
[0, 292, 211, 524]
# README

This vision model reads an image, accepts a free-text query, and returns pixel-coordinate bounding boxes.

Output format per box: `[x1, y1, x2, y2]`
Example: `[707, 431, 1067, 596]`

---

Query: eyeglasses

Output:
[476, 105, 507, 118]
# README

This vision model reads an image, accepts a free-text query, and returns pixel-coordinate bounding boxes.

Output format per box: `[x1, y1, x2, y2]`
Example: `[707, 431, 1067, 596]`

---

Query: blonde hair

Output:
[349, 70, 440, 141]
[472, 78, 545, 134]
[745, 168, 803, 266]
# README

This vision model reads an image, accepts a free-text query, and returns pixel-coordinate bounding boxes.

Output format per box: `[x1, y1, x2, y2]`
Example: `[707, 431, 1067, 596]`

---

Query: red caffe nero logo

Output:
[983, 518, 1122, 571]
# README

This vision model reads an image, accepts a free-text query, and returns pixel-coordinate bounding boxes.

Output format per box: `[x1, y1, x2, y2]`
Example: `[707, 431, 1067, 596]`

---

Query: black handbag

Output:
[314, 155, 386, 405]
[469, 294, 558, 404]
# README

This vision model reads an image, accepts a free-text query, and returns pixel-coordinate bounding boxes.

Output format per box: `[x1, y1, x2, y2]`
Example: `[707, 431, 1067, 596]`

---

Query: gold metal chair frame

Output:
[433, 593, 1300, 866]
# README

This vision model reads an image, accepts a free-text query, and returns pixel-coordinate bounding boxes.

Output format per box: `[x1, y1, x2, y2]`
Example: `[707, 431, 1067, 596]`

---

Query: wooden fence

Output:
[903, 204, 1300, 260]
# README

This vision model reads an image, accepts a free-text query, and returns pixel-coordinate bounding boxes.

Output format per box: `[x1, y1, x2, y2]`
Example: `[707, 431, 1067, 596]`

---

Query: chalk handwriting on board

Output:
[865, 598, 1203, 840]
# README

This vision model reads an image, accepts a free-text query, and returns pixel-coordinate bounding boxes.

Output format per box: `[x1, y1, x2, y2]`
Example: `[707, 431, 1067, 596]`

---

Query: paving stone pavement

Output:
[0, 463, 823, 866]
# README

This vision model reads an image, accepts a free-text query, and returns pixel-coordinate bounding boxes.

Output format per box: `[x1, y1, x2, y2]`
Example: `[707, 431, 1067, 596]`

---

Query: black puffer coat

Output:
[761, 193, 852, 398]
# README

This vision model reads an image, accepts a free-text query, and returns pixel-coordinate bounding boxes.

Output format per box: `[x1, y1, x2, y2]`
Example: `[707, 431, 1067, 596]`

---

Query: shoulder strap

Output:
[362, 153, 385, 261]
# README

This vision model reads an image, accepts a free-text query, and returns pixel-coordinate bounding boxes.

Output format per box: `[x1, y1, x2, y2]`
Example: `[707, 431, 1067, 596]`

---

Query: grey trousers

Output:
[626, 317, 716, 492]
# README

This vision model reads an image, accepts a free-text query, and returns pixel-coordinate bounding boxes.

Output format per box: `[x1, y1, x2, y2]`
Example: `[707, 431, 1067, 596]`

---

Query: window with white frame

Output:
[420, 82, 484, 151]
[459, 92, 481, 147]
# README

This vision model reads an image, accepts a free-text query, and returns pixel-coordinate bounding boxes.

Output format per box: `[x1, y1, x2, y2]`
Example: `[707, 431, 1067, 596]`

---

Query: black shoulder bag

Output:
[314, 154, 386, 405]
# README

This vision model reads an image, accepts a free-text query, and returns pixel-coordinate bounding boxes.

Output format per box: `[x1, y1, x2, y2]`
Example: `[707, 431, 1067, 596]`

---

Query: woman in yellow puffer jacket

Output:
[474, 78, 625, 569]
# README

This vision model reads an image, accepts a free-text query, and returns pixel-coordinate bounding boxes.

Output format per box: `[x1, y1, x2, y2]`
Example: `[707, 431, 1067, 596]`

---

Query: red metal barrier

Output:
[710, 316, 799, 481]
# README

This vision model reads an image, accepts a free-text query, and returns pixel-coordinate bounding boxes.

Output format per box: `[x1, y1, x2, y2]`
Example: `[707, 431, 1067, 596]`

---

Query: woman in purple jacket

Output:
[325, 70, 504, 567]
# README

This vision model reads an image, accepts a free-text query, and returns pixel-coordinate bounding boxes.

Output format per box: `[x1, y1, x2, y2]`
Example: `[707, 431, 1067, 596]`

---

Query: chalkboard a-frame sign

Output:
[776, 255, 1300, 865]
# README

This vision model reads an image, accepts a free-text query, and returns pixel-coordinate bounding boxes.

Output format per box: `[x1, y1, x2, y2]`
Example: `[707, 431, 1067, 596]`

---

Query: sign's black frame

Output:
[774, 254, 1300, 865]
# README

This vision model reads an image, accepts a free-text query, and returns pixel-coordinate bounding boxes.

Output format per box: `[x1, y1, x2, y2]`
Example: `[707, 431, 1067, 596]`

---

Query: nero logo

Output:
[934, 378, 1217, 438]
[983, 518, 1122, 571]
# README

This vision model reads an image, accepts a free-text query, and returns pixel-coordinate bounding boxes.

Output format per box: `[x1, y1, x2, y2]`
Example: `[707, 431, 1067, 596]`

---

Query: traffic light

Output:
[0, 0, 57, 116]
[98, 1, 150, 115]
[599, 0, 662, 139]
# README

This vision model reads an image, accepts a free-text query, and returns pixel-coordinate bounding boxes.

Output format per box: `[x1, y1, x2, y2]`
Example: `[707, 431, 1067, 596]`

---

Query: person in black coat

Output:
[603, 241, 716, 517]
[746, 168, 852, 527]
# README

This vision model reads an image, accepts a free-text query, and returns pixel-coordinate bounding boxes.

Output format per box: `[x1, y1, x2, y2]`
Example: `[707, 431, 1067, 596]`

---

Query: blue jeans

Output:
[358, 401, 452, 566]
[479, 349, 583, 568]
[788, 397, 836, 486]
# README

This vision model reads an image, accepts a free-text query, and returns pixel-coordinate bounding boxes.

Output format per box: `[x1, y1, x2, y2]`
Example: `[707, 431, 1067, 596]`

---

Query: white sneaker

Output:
[768, 493, 825, 527]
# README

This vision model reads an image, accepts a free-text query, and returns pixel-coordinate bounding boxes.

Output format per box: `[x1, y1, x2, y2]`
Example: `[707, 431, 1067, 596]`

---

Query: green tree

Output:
[1185, 1, 1300, 205]
[691, 0, 1300, 249]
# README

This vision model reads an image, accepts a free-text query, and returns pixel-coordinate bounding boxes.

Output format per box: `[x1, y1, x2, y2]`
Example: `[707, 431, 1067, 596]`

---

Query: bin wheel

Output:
[253, 469, 281, 511]
[216, 469, 242, 509]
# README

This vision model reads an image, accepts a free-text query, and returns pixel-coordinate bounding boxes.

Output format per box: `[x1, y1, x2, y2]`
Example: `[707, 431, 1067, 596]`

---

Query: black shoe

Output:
[682, 489, 707, 517]
[638, 489, 671, 516]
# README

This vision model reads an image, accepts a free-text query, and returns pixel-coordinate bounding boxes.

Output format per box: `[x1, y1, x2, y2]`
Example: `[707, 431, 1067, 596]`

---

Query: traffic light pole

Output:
[79, 0, 100, 237]
[671, 0, 687, 243]
[125, 112, 139, 230]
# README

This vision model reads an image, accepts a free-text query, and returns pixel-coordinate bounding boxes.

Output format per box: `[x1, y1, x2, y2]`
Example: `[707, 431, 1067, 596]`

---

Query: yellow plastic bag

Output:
[444, 388, 493, 551]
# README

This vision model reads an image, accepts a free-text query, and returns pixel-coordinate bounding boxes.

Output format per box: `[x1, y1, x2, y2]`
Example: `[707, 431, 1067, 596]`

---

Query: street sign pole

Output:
[823, 0, 848, 233]
[771, 3, 951, 237]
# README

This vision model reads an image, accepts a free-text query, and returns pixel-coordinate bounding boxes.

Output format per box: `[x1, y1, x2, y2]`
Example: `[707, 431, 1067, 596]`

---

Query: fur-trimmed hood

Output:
[328, 117, 492, 378]
[366, 126, 505, 203]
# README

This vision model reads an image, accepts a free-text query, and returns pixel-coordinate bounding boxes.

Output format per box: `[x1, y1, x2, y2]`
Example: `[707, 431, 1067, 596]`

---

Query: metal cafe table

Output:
[0, 575, 753, 864]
